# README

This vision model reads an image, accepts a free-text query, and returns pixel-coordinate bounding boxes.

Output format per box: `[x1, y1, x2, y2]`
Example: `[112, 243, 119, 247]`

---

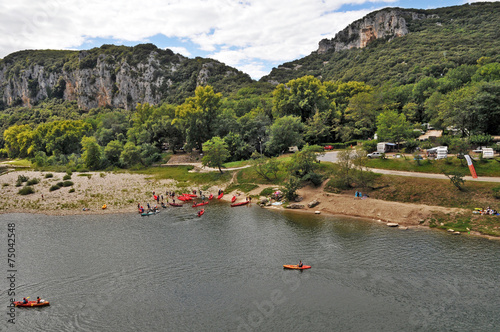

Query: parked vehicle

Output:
[367, 152, 383, 158]
[324, 145, 333, 150]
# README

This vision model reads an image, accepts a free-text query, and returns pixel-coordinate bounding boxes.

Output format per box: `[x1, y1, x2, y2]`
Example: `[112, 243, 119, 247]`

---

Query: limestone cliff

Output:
[317, 8, 437, 54]
[0, 44, 251, 110]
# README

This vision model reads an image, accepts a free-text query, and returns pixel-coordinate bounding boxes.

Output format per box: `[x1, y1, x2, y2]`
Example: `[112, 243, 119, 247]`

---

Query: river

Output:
[1, 203, 499, 331]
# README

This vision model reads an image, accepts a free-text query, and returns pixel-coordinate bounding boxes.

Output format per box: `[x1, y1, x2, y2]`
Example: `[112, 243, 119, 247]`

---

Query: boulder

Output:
[387, 223, 399, 227]
[315, 211, 321, 214]
[286, 203, 305, 209]
[308, 200, 320, 208]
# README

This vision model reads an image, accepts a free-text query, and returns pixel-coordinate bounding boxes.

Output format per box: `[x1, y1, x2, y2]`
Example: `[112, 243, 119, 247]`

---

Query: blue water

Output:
[1, 203, 499, 331]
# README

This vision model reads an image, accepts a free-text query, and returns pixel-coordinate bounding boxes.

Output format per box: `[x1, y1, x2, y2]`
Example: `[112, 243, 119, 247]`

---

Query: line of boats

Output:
[140, 192, 250, 217]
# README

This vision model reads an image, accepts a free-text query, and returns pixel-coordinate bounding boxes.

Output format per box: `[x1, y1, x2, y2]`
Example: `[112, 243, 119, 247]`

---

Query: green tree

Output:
[201, 137, 230, 173]
[376, 110, 413, 147]
[272, 75, 329, 122]
[120, 142, 141, 168]
[81, 136, 102, 170]
[223, 132, 250, 162]
[265, 115, 304, 156]
[251, 153, 280, 181]
[174, 85, 222, 151]
[287, 144, 324, 178]
[104, 140, 124, 166]
[3, 124, 34, 158]
[304, 110, 333, 145]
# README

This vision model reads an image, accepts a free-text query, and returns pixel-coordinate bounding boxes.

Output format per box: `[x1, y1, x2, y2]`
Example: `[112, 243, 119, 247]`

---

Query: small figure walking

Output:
[41, 194, 44, 200]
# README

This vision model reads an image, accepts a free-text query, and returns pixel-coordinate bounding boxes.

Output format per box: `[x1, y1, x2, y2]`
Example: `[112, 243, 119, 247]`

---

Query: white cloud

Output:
[166, 47, 191, 57]
[1, 0, 487, 79]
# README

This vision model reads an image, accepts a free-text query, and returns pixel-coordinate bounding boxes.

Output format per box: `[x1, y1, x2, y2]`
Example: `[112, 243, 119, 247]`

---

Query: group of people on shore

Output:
[475, 207, 499, 216]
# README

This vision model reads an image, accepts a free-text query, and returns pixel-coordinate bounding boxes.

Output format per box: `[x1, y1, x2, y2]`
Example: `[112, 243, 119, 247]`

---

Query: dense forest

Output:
[0, 2, 499, 171]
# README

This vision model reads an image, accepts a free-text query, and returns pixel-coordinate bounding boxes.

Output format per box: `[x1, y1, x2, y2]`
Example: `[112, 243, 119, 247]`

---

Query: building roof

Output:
[418, 130, 443, 141]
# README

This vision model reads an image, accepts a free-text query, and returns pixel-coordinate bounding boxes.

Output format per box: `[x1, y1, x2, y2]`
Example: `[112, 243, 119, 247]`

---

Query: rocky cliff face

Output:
[0, 44, 251, 110]
[317, 9, 436, 54]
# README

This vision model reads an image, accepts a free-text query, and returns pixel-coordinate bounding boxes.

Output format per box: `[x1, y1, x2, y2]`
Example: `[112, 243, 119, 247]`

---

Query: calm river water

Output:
[1, 203, 499, 331]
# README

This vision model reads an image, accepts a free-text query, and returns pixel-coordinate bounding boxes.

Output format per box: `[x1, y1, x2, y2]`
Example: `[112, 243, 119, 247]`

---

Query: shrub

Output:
[2, 183, 9, 187]
[62, 181, 74, 187]
[26, 178, 40, 186]
[69, 188, 76, 193]
[18, 186, 35, 195]
[44, 173, 53, 178]
[63, 174, 71, 180]
[260, 187, 275, 197]
[57, 182, 64, 187]
[17, 175, 29, 183]
[66, 170, 73, 176]
[49, 184, 61, 191]
[493, 186, 500, 199]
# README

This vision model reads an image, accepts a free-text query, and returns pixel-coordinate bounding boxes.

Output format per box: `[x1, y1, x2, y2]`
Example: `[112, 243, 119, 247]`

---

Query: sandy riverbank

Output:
[1, 169, 497, 239]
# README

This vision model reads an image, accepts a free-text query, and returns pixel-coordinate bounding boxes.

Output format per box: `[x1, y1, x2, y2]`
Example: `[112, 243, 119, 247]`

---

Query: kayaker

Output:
[23, 297, 28, 304]
[37, 297, 41, 303]
[298, 261, 303, 268]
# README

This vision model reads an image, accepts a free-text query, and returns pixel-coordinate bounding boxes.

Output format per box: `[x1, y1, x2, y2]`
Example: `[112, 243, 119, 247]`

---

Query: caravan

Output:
[426, 146, 448, 159]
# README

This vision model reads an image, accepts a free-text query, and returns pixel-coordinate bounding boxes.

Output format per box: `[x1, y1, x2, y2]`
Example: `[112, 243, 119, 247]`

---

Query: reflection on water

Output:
[1, 204, 499, 331]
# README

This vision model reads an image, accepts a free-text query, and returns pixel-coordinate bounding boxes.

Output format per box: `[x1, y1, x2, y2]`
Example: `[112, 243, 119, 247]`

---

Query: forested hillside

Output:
[262, 2, 500, 85]
[0, 2, 499, 173]
[0, 44, 253, 110]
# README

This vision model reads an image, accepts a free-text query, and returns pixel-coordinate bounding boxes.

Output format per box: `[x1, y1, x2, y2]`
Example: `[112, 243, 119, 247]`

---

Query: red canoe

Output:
[14, 300, 50, 307]
[169, 203, 183, 207]
[217, 193, 224, 199]
[231, 196, 237, 203]
[192, 201, 209, 208]
[283, 265, 311, 270]
[230, 201, 250, 207]
[208, 194, 214, 200]
[178, 196, 191, 201]
[186, 194, 198, 198]
[197, 209, 205, 217]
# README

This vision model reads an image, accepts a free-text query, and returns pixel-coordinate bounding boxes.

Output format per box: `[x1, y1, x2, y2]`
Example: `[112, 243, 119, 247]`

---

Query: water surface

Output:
[1, 203, 499, 331]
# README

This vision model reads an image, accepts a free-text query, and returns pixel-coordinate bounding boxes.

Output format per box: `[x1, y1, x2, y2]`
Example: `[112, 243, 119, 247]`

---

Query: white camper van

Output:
[482, 148, 494, 159]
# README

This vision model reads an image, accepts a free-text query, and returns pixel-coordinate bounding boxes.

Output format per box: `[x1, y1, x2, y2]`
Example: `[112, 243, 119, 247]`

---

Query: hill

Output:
[261, 2, 500, 85]
[0, 44, 253, 110]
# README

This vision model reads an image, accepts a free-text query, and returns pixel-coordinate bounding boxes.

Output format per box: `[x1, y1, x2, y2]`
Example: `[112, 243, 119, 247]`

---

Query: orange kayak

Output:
[283, 265, 311, 270]
[14, 300, 50, 307]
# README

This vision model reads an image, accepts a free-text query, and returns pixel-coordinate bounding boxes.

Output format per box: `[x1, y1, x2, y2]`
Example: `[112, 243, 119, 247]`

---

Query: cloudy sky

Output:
[1, 0, 497, 79]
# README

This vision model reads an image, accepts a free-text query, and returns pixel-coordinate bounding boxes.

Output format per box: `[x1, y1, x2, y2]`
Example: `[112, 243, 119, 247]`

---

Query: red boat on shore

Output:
[186, 194, 198, 197]
[208, 194, 214, 200]
[217, 193, 224, 199]
[230, 201, 250, 207]
[192, 201, 209, 208]
[231, 196, 237, 203]
[178, 196, 191, 201]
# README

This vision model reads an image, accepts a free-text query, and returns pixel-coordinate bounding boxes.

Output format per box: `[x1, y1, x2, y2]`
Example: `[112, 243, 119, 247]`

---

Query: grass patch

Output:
[365, 157, 500, 177]
[353, 174, 500, 210]
[127, 166, 232, 184]
[222, 160, 252, 168]
[260, 187, 276, 197]
[78, 173, 92, 178]
[4, 159, 32, 167]
[225, 183, 259, 193]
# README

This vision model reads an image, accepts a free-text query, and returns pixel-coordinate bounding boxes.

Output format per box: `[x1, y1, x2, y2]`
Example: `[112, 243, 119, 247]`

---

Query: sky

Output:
[0, 0, 497, 80]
